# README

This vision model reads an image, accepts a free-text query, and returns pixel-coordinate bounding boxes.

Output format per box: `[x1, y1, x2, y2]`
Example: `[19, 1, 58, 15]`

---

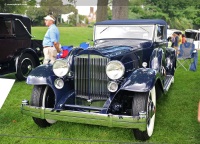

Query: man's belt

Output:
[43, 46, 53, 48]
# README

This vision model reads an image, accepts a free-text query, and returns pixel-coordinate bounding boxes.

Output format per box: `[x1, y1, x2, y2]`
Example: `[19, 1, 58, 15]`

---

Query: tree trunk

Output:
[112, 0, 128, 19]
[96, 0, 108, 22]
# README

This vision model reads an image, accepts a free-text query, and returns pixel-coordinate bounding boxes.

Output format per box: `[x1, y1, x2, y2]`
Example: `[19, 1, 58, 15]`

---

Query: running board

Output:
[164, 75, 174, 92]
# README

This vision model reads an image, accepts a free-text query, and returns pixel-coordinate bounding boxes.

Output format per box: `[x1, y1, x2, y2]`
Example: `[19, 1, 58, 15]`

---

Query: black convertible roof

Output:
[95, 19, 167, 26]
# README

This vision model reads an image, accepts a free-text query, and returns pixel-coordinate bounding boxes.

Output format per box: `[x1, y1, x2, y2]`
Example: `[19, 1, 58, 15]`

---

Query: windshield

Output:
[94, 25, 154, 41]
[185, 31, 200, 41]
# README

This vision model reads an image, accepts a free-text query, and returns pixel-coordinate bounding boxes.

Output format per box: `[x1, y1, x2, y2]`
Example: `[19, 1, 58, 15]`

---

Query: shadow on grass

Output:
[0, 73, 16, 80]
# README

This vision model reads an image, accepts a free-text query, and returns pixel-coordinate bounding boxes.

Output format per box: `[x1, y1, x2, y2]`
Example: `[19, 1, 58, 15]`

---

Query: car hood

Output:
[78, 39, 152, 58]
[78, 45, 132, 58]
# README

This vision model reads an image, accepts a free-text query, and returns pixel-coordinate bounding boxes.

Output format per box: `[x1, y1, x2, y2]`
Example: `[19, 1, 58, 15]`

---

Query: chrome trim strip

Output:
[164, 75, 173, 92]
[21, 105, 146, 131]
[65, 104, 103, 111]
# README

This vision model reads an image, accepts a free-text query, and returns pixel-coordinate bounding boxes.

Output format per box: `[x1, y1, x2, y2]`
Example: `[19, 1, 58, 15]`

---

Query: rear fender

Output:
[165, 47, 176, 75]
[120, 68, 157, 92]
[149, 48, 163, 72]
[15, 48, 40, 70]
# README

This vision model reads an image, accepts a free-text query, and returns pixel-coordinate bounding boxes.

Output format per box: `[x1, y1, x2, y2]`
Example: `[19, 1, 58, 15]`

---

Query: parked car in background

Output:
[167, 29, 182, 39]
[185, 29, 200, 49]
[21, 19, 176, 141]
[0, 13, 43, 80]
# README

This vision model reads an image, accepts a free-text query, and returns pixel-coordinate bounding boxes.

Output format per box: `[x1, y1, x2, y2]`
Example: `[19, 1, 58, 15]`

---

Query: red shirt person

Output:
[182, 34, 186, 44]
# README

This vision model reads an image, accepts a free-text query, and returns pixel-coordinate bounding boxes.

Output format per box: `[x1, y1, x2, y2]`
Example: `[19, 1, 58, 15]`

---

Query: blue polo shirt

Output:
[43, 24, 60, 47]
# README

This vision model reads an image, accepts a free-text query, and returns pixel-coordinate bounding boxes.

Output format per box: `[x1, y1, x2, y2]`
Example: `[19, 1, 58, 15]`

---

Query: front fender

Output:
[26, 64, 75, 107]
[121, 68, 157, 92]
[26, 64, 54, 85]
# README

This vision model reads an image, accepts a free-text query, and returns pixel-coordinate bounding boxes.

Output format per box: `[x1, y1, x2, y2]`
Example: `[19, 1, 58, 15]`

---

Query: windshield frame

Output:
[93, 24, 155, 41]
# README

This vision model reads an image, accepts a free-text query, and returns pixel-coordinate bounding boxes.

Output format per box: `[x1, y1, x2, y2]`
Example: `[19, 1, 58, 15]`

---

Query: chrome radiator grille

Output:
[74, 55, 110, 100]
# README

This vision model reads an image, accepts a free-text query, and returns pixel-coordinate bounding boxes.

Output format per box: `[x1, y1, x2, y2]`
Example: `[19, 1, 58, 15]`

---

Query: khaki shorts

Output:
[43, 47, 57, 64]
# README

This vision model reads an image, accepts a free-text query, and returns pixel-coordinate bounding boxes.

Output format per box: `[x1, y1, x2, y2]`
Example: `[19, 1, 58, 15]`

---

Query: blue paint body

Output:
[26, 19, 176, 114]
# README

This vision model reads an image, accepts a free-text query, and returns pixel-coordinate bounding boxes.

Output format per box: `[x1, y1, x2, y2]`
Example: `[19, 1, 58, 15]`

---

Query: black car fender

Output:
[15, 47, 40, 68]
[120, 68, 158, 93]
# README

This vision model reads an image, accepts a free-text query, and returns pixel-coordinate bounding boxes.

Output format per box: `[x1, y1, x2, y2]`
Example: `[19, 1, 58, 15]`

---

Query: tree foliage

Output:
[26, 6, 46, 26]
[129, 0, 200, 29]
[40, 0, 64, 18]
[2, 0, 199, 29]
[0, 0, 34, 14]
[26, 0, 77, 26]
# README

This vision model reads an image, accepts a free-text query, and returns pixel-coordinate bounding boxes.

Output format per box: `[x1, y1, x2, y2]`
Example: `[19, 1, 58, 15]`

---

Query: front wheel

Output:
[132, 86, 156, 141]
[30, 85, 57, 127]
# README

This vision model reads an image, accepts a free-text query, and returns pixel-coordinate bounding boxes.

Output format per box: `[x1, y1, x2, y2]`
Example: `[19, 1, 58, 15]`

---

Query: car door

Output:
[0, 18, 17, 63]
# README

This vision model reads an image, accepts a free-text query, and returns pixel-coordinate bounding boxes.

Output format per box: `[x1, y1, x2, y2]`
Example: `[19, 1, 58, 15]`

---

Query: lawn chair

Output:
[177, 42, 195, 71]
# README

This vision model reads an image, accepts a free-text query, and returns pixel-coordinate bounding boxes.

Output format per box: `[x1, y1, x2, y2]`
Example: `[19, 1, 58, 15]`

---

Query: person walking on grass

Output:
[42, 15, 62, 64]
[172, 32, 179, 55]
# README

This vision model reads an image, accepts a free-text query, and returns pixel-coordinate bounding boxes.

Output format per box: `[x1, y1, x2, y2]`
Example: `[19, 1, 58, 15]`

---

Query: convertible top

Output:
[95, 19, 167, 26]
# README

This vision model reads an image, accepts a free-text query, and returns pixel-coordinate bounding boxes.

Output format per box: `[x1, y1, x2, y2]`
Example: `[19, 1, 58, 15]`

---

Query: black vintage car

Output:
[21, 19, 176, 141]
[0, 13, 43, 80]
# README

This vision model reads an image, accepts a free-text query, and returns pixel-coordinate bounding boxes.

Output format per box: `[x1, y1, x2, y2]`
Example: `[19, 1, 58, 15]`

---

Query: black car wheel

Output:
[132, 86, 156, 141]
[16, 53, 36, 81]
[30, 85, 57, 128]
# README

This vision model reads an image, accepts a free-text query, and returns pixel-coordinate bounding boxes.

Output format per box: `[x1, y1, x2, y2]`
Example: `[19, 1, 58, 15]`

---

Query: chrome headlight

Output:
[106, 60, 125, 80]
[107, 81, 118, 92]
[54, 78, 64, 89]
[53, 59, 69, 77]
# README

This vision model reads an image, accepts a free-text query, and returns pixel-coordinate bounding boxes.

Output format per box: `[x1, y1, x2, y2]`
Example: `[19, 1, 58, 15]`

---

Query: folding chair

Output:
[177, 42, 195, 71]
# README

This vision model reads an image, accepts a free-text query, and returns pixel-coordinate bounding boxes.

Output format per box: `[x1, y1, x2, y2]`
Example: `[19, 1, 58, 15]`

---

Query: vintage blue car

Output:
[21, 19, 176, 141]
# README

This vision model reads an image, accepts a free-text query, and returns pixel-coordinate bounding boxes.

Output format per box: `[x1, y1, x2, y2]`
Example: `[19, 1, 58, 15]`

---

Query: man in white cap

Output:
[43, 15, 61, 64]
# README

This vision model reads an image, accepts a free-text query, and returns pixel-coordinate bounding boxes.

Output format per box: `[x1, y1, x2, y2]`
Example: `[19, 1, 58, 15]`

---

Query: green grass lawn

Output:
[31, 26, 94, 46]
[0, 27, 200, 143]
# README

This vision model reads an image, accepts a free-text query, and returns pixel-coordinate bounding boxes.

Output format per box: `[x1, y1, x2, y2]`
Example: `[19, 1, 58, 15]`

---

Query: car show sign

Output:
[0, 78, 15, 109]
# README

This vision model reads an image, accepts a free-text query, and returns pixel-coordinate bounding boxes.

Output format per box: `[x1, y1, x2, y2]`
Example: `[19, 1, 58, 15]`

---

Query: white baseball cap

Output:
[44, 15, 55, 21]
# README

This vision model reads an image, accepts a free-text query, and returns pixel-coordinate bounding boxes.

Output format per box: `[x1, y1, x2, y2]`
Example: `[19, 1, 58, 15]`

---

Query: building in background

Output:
[76, 6, 96, 23]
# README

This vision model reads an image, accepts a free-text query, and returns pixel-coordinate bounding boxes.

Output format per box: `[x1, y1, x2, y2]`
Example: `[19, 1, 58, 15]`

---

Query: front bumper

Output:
[21, 102, 147, 131]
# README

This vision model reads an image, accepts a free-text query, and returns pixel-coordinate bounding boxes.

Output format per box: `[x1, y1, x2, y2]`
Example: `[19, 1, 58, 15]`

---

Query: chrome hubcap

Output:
[148, 99, 155, 120]
[27, 65, 32, 70]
